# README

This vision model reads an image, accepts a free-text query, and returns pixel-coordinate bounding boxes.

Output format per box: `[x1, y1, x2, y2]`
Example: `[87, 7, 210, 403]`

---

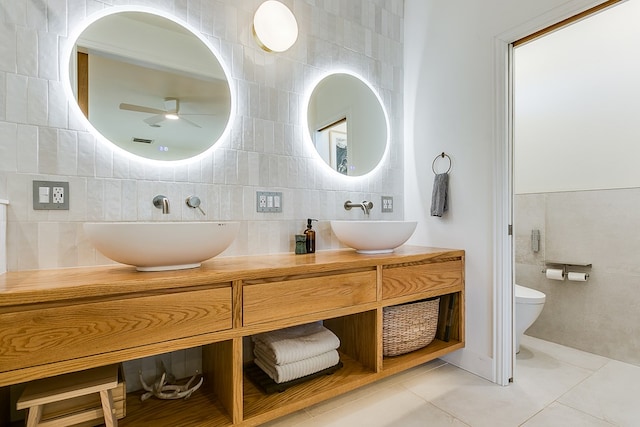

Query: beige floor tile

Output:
[559, 360, 640, 426]
[515, 340, 595, 403]
[520, 335, 609, 371]
[400, 363, 542, 427]
[522, 402, 616, 427]
[302, 384, 469, 427]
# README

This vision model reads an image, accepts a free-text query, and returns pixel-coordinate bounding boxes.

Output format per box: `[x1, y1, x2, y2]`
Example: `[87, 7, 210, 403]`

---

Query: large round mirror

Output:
[306, 73, 388, 176]
[66, 9, 233, 161]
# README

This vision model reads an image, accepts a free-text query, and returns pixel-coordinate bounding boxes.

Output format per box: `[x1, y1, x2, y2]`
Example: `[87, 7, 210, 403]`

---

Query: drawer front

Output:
[243, 271, 377, 326]
[382, 260, 462, 300]
[0, 287, 232, 373]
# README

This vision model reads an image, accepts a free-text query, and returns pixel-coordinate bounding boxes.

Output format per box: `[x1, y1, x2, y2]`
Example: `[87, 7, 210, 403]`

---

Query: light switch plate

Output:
[256, 191, 282, 213]
[381, 196, 394, 213]
[33, 181, 69, 210]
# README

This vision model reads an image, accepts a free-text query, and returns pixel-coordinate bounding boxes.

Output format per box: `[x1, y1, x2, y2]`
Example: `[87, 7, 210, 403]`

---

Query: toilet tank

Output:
[0, 199, 7, 275]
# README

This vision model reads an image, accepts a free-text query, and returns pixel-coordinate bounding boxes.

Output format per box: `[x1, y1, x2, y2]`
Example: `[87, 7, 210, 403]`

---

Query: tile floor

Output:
[263, 335, 640, 426]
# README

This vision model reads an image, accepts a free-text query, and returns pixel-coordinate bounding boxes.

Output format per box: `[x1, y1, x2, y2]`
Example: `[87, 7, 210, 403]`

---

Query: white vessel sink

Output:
[84, 221, 240, 271]
[330, 220, 417, 254]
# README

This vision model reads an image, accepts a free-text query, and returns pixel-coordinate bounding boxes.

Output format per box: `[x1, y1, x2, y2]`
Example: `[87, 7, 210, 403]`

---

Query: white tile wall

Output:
[0, 0, 404, 271]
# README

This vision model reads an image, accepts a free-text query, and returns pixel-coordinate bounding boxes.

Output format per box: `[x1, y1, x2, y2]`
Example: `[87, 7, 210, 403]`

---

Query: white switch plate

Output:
[39, 186, 50, 204]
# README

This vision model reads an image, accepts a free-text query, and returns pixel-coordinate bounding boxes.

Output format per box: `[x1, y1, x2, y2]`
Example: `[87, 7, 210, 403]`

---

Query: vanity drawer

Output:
[243, 270, 377, 326]
[0, 287, 232, 373]
[382, 260, 463, 300]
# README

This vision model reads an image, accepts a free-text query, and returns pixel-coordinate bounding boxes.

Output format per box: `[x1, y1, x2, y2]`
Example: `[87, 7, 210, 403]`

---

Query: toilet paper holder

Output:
[541, 261, 591, 281]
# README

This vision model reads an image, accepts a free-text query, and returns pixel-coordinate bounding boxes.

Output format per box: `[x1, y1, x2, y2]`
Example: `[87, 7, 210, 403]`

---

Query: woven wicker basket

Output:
[383, 298, 440, 357]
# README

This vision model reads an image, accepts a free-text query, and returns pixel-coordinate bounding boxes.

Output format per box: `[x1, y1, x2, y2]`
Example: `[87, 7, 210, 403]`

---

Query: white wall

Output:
[403, 0, 609, 381]
[515, 0, 640, 194]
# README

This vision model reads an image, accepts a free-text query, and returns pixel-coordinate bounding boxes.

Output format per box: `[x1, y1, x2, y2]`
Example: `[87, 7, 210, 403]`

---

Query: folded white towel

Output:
[252, 322, 340, 365]
[254, 350, 340, 384]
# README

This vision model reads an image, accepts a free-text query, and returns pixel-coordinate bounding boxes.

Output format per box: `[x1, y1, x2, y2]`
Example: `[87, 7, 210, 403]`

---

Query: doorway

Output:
[508, 0, 637, 378]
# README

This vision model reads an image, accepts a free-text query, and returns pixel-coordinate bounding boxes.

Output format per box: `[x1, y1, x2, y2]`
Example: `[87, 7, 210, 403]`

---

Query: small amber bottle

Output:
[304, 218, 318, 253]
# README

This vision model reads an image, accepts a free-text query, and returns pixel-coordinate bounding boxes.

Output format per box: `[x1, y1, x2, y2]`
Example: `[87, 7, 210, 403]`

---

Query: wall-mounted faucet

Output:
[153, 195, 170, 214]
[344, 200, 374, 215]
[186, 195, 206, 215]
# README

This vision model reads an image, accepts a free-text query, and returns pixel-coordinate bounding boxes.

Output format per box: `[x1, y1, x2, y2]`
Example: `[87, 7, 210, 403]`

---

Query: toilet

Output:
[515, 284, 546, 353]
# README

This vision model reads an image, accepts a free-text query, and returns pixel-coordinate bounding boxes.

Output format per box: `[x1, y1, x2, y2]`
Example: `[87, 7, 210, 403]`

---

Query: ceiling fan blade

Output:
[144, 114, 165, 125]
[120, 103, 166, 115]
[179, 116, 202, 128]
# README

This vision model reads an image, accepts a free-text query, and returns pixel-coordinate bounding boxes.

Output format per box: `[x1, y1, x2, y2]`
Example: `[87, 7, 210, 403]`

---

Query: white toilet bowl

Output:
[515, 284, 546, 353]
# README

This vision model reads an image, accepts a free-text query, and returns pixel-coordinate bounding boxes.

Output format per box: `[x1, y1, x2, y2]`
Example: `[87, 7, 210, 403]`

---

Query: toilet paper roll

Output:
[545, 268, 565, 280]
[567, 272, 588, 282]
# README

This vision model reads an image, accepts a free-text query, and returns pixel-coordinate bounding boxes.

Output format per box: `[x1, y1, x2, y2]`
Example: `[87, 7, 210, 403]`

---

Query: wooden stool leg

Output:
[99, 389, 117, 427]
[25, 405, 42, 427]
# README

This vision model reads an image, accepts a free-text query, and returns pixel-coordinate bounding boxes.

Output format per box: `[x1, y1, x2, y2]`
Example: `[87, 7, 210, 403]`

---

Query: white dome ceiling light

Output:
[253, 1, 298, 53]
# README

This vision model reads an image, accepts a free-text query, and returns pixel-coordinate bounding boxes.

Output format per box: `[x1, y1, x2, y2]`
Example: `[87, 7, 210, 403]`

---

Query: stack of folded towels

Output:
[252, 322, 341, 384]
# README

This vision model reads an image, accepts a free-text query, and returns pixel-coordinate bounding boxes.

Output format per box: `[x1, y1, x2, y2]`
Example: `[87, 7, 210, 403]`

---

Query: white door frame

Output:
[493, 35, 515, 387]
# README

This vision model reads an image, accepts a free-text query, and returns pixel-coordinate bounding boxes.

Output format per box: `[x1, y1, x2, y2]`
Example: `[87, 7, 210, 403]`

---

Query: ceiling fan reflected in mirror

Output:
[119, 97, 202, 128]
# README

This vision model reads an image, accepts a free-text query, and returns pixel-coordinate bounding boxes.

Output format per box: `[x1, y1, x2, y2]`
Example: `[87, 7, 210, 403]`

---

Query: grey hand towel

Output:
[430, 173, 449, 217]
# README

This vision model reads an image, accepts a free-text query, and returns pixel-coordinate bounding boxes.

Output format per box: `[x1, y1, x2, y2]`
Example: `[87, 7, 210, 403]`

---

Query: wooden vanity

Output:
[0, 246, 464, 426]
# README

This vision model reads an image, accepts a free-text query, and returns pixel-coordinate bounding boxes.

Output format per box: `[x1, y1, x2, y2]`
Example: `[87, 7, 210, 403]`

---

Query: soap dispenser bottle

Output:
[304, 219, 318, 253]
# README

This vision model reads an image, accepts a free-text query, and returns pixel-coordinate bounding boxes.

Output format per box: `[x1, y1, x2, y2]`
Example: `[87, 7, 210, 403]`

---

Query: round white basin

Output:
[84, 221, 240, 271]
[330, 220, 417, 254]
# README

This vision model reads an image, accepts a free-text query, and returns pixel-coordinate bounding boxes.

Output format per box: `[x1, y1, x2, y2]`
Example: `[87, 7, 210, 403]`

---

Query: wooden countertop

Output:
[0, 246, 464, 307]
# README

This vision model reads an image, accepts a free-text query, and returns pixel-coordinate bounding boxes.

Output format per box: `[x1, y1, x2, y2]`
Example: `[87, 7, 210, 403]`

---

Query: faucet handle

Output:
[186, 195, 206, 215]
[153, 195, 170, 214]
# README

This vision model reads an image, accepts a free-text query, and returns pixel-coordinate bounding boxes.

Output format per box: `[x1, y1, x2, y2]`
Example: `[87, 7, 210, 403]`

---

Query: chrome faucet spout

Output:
[344, 200, 374, 215]
[153, 195, 170, 214]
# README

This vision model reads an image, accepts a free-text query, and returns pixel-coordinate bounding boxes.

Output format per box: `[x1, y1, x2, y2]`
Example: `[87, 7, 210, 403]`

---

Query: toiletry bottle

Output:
[304, 219, 318, 253]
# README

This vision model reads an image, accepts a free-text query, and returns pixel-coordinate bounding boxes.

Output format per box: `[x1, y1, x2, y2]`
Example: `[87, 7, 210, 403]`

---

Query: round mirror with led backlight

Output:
[306, 73, 389, 177]
[64, 9, 233, 162]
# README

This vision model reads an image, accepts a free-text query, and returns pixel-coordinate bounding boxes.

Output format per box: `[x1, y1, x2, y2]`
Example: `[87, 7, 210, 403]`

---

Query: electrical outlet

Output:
[52, 187, 64, 204]
[256, 191, 283, 213]
[33, 181, 69, 210]
[381, 196, 393, 213]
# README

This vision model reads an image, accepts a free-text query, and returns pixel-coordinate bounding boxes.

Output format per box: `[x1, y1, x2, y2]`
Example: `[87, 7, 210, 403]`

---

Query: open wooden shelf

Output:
[243, 352, 373, 424]
[121, 385, 231, 427]
[382, 338, 464, 374]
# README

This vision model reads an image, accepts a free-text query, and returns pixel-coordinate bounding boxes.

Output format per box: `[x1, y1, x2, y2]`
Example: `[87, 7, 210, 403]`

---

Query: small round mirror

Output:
[306, 73, 388, 176]
[65, 10, 233, 162]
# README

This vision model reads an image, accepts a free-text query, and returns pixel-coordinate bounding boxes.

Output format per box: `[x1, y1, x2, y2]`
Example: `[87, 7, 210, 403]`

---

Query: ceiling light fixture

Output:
[253, 1, 298, 53]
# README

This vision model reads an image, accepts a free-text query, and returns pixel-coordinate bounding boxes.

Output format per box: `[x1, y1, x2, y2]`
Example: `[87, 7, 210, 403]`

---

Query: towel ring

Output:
[432, 152, 452, 174]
